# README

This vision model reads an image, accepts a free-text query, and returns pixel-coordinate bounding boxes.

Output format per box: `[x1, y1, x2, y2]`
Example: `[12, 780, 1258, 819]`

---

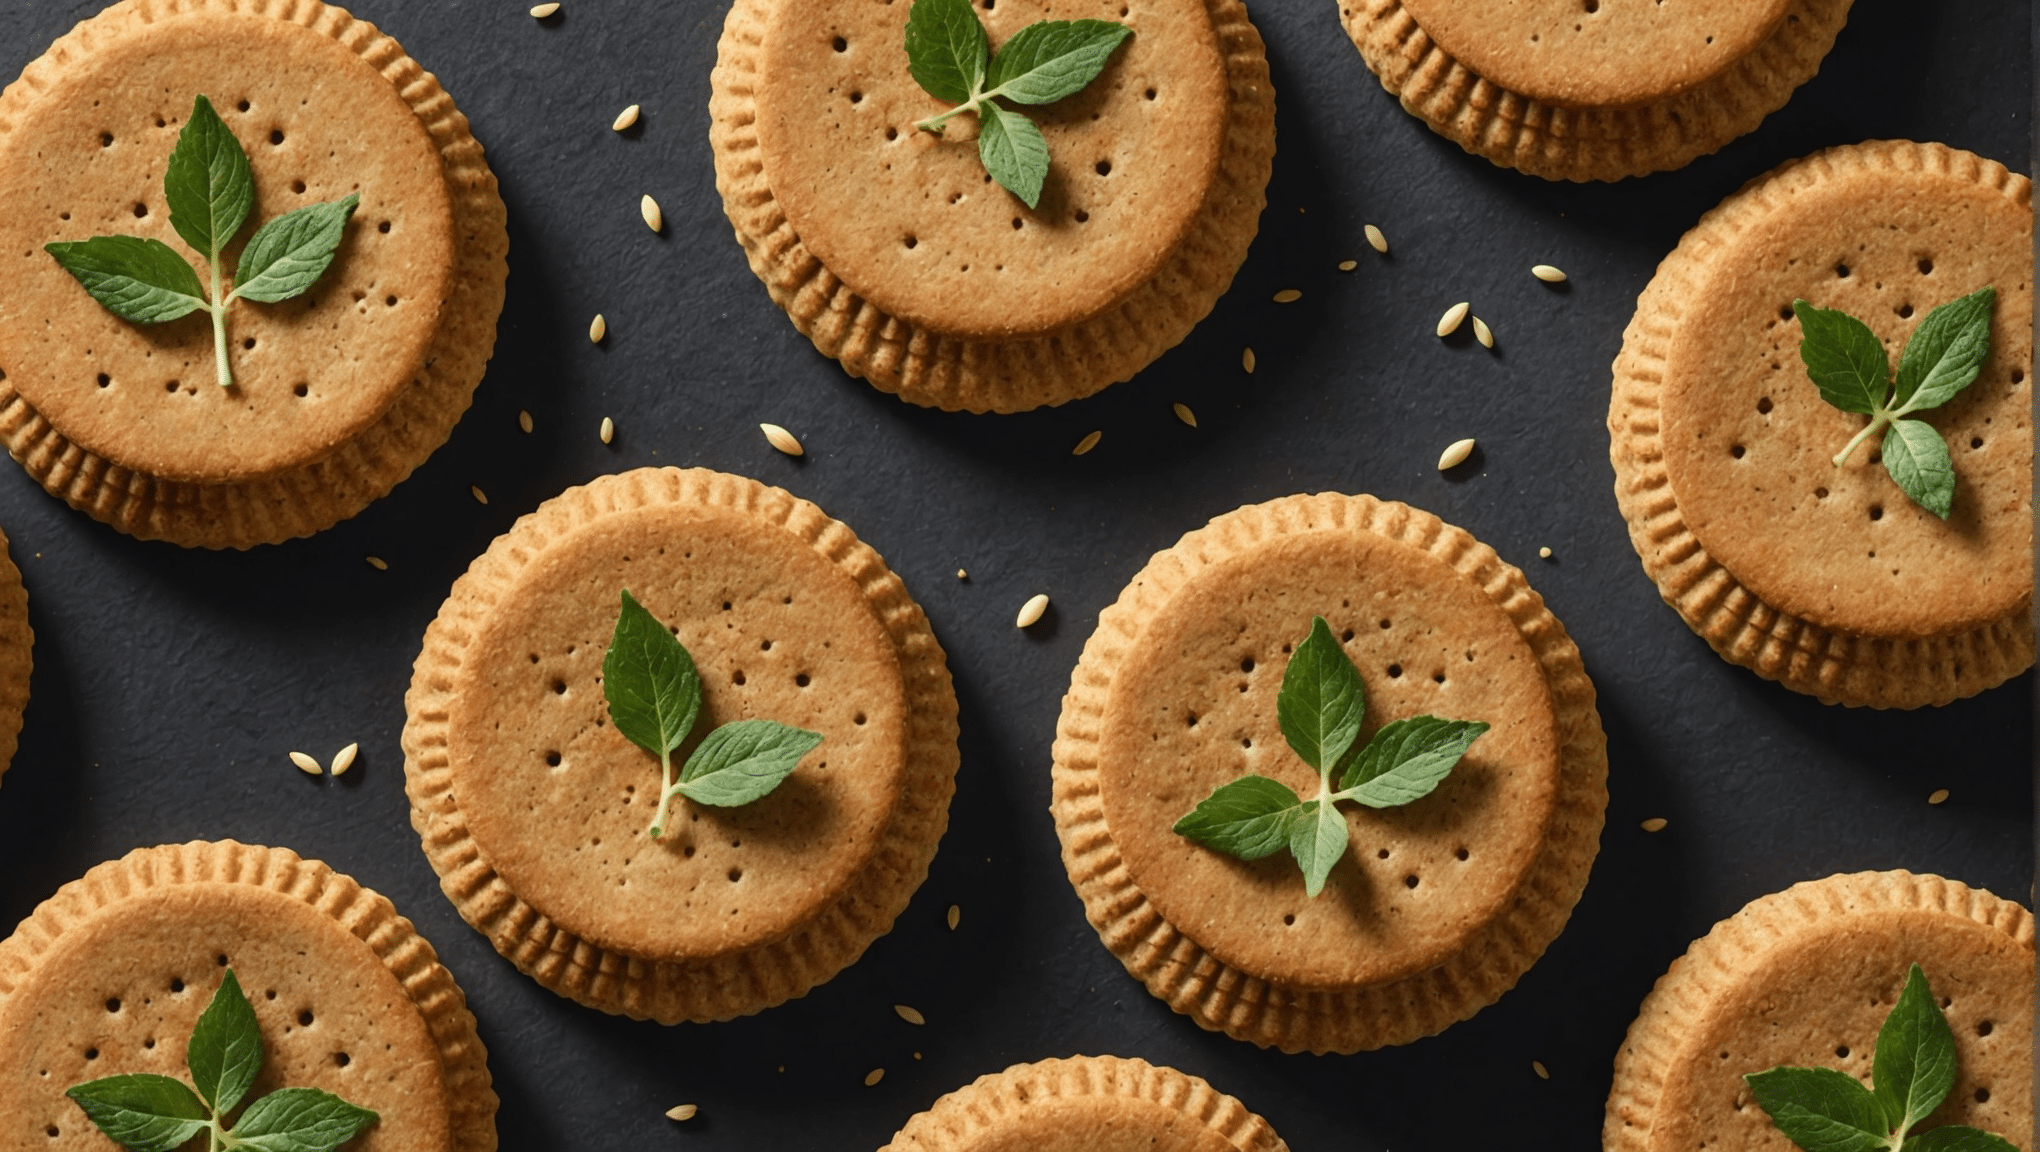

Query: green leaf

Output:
[1745, 1066, 1892, 1152]
[232, 194, 359, 304]
[1794, 300, 1891, 415]
[1873, 964, 1959, 1136]
[1901, 1126, 2021, 1152]
[64, 1075, 209, 1152]
[187, 968, 263, 1115]
[1337, 716, 1488, 807]
[976, 103, 1049, 208]
[1881, 420, 1955, 520]
[45, 236, 207, 324]
[1275, 617, 1366, 775]
[602, 590, 702, 759]
[984, 19, 1131, 104]
[230, 1087, 379, 1152]
[675, 719, 822, 807]
[1172, 775, 1304, 860]
[163, 94, 253, 258]
[1894, 286, 1995, 412]
[904, 0, 988, 105]
[1286, 798, 1348, 898]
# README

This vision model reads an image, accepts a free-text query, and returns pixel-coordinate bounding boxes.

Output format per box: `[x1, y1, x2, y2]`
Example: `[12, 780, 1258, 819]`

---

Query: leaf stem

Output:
[648, 747, 677, 839]
[1833, 414, 1886, 467]
[207, 251, 233, 390]
[913, 98, 979, 134]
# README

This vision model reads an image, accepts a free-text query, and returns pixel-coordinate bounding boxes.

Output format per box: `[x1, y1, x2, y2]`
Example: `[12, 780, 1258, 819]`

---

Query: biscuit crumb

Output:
[1532, 1060, 1550, 1080]
[894, 1004, 925, 1025]
[365, 555, 389, 571]
[664, 1104, 697, 1122]
[913, 1052, 923, 1060]
[1272, 289, 1301, 304]
[947, 904, 960, 930]
[864, 1068, 885, 1086]
[1539, 547, 1552, 559]
[1928, 789, 1950, 805]
[956, 569, 967, 580]
[1640, 817, 1668, 833]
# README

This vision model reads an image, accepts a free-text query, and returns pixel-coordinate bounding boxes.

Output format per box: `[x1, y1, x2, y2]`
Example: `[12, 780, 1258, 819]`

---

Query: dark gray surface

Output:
[0, 1, 2030, 1147]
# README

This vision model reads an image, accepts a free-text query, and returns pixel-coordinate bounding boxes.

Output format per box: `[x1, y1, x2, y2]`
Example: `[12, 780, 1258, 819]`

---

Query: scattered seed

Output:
[641, 193, 663, 233]
[664, 1104, 697, 1122]
[1272, 288, 1301, 304]
[517, 410, 533, 434]
[1640, 817, 1668, 833]
[1928, 788, 1950, 805]
[1472, 316, 1494, 348]
[1532, 1061, 1550, 1080]
[1073, 430, 1102, 456]
[1337, 259, 1358, 272]
[1364, 224, 1388, 253]
[330, 743, 359, 777]
[1436, 301, 1470, 337]
[529, 2, 560, 16]
[956, 569, 968, 580]
[760, 423, 804, 456]
[947, 904, 960, 930]
[1532, 264, 1568, 283]
[1241, 347, 1256, 374]
[913, 1052, 923, 1060]
[1173, 402, 1197, 427]
[471, 484, 488, 505]
[1438, 438, 1476, 471]
[613, 104, 642, 132]
[864, 1068, 885, 1087]
[589, 314, 607, 343]
[1538, 546, 1553, 559]
[600, 417, 615, 445]
[365, 555, 388, 571]
[289, 751, 322, 776]
[894, 1004, 925, 1026]
[1016, 593, 1049, 629]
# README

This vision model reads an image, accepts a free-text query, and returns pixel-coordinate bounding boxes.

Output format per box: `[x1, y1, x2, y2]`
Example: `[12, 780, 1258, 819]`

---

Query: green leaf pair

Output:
[1793, 286, 1996, 519]
[904, 0, 1131, 207]
[603, 590, 824, 839]
[1745, 964, 2015, 1152]
[45, 95, 359, 390]
[1172, 617, 1489, 897]
[66, 970, 378, 1152]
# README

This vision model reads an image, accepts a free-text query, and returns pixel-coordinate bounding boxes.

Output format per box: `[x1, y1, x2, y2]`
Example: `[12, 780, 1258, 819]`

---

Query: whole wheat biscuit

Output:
[1340, 0, 1850, 182]
[0, 840, 496, 1152]
[1609, 140, 2033, 708]
[710, 0, 1275, 413]
[878, 1055, 1287, 1152]
[403, 467, 959, 1023]
[0, 0, 508, 548]
[0, 526, 30, 788]
[1605, 871, 2033, 1152]
[1050, 492, 1607, 1053]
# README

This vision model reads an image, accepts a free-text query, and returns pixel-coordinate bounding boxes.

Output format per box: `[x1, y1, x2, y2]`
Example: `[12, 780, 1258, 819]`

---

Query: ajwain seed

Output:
[641, 194, 664, 233]
[1073, 430, 1102, 456]
[471, 484, 488, 505]
[330, 743, 359, 777]
[1438, 438, 1476, 471]
[613, 104, 642, 132]
[1173, 402, 1198, 427]
[289, 751, 322, 776]
[1272, 288, 1301, 304]
[1472, 316, 1494, 348]
[1241, 347, 1255, 373]
[947, 904, 960, 930]
[664, 1105, 698, 1122]
[589, 314, 607, 344]
[1016, 594, 1049, 629]
[365, 555, 389, 571]
[894, 1004, 926, 1026]
[529, 2, 560, 16]
[600, 417, 615, 444]
[517, 410, 533, 434]
[864, 1069, 885, 1087]
[1532, 1061, 1550, 1080]
[761, 423, 804, 456]
[1364, 223, 1388, 253]
[1928, 788, 1950, 805]
[1640, 817, 1668, 833]
[1532, 264, 1568, 283]
[1436, 301, 1470, 337]
[1337, 259, 1358, 272]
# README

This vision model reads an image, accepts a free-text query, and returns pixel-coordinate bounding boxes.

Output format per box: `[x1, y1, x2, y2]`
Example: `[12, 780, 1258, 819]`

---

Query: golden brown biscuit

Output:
[1606, 871, 2033, 1152]
[403, 467, 959, 1023]
[1340, 0, 1851, 182]
[0, 526, 30, 788]
[1609, 140, 2033, 708]
[1051, 492, 1607, 1053]
[0, 840, 496, 1152]
[879, 1055, 1287, 1152]
[0, 0, 508, 548]
[710, 0, 1274, 412]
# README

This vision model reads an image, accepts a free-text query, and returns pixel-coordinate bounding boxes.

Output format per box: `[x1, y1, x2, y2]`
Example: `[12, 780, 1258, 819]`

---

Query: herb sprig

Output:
[1793, 286, 1995, 519]
[1173, 617, 1489, 897]
[603, 590, 823, 839]
[66, 969, 378, 1152]
[1746, 963, 2014, 1152]
[904, 0, 1130, 207]
[47, 95, 359, 390]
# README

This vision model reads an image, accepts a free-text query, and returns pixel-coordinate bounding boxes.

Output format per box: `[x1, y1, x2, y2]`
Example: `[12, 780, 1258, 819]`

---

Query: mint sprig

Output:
[904, 0, 1130, 208]
[1745, 963, 2014, 1152]
[66, 970, 378, 1152]
[603, 590, 823, 839]
[1172, 617, 1488, 897]
[1793, 286, 1995, 519]
[45, 95, 358, 390]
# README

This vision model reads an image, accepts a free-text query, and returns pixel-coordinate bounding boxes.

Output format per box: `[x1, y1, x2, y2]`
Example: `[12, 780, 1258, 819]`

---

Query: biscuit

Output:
[0, 527, 30, 788]
[0, 0, 508, 548]
[1051, 492, 1607, 1053]
[0, 840, 496, 1151]
[1609, 140, 2033, 708]
[1605, 871, 2033, 1151]
[1340, 0, 1851, 182]
[403, 467, 960, 1023]
[879, 1055, 1287, 1152]
[710, 0, 1275, 412]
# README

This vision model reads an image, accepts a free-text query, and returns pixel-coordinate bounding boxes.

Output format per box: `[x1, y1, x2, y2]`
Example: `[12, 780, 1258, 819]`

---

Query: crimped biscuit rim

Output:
[403, 466, 960, 1024]
[0, 839, 498, 1152]
[1049, 492, 1608, 1053]
[0, 526, 31, 788]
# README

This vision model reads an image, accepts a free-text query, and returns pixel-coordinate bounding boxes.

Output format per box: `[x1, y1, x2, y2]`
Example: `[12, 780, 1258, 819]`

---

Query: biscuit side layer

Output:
[1050, 492, 1608, 1053]
[707, 0, 1274, 414]
[1339, 0, 1850, 182]
[1608, 139, 2034, 708]
[0, 840, 498, 1152]
[0, 0, 508, 549]
[0, 526, 30, 787]
[402, 467, 960, 1024]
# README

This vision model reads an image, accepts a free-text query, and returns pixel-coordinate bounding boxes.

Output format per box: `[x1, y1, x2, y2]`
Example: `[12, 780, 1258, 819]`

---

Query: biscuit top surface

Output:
[946, 1096, 1240, 1152]
[752, 0, 1228, 340]
[1644, 904, 2032, 1150]
[1095, 525, 1561, 988]
[0, 880, 452, 1152]
[1656, 151, 2033, 640]
[0, 6, 455, 483]
[445, 499, 911, 961]
[1399, 0, 1789, 108]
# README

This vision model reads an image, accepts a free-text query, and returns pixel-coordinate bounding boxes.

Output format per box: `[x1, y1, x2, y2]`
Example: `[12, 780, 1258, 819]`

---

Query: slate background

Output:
[0, 0, 2030, 1148]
